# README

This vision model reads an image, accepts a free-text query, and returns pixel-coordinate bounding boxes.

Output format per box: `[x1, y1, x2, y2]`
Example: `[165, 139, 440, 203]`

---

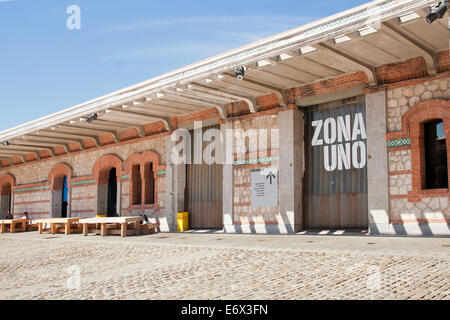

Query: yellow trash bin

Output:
[96, 214, 107, 218]
[177, 212, 189, 232]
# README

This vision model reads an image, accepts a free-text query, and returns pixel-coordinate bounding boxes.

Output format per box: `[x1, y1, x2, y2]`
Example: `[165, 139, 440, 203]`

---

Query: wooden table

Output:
[80, 216, 144, 237]
[34, 218, 84, 235]
[0, 219, 28, 233]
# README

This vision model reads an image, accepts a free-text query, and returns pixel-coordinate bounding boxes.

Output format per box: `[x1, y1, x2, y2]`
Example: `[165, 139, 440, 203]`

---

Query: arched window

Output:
[48, 163, 72, 218]
[144, 162, 155, 205]
[126, 151, 160, 208]
[391, 99, 449, 200]
[130, 162, 155, 205]
[424, 119, 448, 189]
[0, 182, 12, 218]
[132, 164, 142, 205]
[92, 154, 123, 217]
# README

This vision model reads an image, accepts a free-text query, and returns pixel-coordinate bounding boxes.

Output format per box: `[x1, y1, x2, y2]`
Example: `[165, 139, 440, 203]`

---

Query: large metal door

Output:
[303, 96, 368, 229]
[185, 125, 223, 229]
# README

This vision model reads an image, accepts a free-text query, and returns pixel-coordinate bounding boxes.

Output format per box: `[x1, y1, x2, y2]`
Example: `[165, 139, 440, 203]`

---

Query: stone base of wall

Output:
[224, 223, 300, 234]
[370, 222, 450, 236]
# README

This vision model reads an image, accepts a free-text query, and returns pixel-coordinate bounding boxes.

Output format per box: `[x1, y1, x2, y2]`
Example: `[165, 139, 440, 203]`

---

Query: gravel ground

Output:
[0, 231, 449, 300]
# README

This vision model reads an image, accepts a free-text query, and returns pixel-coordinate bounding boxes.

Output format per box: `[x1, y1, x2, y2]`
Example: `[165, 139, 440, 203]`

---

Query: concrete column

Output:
[0, 195, 9, 218]
[366, 90, 390, 234]
[10, 192, 14, 216]
[221, 122, 234, 232]
[67, 189, 72, 218]
[165, 134, 186, 232]
[278, 108, 304, 233]
[164, 162, 174, 232]
[116, 181, 122, 216]
[95, 184, 107, 216]
[51, 190, 62, 218]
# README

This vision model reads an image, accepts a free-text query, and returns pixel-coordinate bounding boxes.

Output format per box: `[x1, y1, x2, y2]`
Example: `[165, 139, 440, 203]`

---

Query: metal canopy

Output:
[0, 0, 447, 166]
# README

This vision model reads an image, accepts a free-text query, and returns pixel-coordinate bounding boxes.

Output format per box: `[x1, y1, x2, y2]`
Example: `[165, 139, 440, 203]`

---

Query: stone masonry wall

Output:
[387, 78, 449, 132]
[231, 114, 280, 228]
[0, 134, 167, 224]
[386, 75, 449, 234]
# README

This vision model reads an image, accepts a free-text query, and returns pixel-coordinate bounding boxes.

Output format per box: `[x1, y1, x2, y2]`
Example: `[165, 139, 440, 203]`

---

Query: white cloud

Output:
[96, 14, 317, 65]
[99, 43, 234, 64]
[97, 15, 315, 35]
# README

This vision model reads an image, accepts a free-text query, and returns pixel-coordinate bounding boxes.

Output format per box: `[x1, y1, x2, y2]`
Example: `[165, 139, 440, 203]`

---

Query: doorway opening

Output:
[61, 176, 69, 218]
[51, 175, 70, 218]
[107, 168, 117, 217]
[0, 183, 12, 218]
[303, 96, 368, 229]
[185, 125, 223, 229]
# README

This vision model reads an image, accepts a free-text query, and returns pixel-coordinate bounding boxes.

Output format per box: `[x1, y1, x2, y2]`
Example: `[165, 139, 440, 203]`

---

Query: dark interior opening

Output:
[107, 168, 117, 217]
[145, 163, 155, 205]
[61, 175, 68, 218]
[424, 119, 448, 189]
[132, 165, 142, 205]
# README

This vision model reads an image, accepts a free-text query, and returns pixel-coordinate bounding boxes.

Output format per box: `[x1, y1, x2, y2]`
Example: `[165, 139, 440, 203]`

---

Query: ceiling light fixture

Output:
[234, 66, 246, 81]
[426, 0, 448, 24]
[86, 113, 98, 123]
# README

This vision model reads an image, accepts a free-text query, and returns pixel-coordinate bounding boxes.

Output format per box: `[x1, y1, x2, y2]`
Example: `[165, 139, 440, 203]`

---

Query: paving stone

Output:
[0, 232, 448, 300]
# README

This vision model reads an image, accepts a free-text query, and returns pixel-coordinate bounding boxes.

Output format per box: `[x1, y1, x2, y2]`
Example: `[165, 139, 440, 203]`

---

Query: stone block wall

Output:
[387, 78, 449, 132]
[231, 113, 280, 232]
[0, 133, 168, 227]
[71, 184, 96, 218]
[13, 190, 51, 220]
[386, 75, 449, 235]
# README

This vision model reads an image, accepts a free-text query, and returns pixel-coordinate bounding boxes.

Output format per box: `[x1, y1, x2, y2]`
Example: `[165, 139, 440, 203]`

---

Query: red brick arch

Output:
[399, 99, 449, 200]
[125, 151, 162, 209]
[125, 151, 161, 174]
[92, 154, 123, 185]
[403, 99, 449, 139]
[48, 163, 72, 191]
[0, 173, 15, 195]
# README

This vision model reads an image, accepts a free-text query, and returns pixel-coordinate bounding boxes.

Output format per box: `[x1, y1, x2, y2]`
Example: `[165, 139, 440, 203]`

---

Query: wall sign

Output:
[387, 138, 410, 148]
[251, 167, 278, 207]
[311, 112, 367, 172]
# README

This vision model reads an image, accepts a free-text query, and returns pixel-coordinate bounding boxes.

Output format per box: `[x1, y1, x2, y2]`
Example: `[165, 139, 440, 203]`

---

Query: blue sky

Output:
[0, 0, 368, 131]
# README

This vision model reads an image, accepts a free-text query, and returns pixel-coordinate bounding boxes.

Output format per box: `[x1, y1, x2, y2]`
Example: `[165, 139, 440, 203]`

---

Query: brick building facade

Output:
[0, 0, 448, 235]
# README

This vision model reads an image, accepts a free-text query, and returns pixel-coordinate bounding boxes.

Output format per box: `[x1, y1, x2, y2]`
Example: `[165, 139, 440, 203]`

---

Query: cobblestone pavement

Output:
[0, 232, 449, 300]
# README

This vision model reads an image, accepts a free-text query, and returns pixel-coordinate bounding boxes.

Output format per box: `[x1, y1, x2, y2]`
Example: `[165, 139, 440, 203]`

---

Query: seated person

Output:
[5, 211, 13, 219]
[22, 212, 31, 223]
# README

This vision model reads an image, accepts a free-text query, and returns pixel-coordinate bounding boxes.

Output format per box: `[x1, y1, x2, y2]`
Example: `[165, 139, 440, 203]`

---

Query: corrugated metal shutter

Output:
[303, 96, 368, 229]
[185, 125, 223, 229]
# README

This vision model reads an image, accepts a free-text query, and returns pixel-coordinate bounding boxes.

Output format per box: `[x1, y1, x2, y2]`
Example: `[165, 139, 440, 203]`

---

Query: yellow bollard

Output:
[177, 212, 189, 232]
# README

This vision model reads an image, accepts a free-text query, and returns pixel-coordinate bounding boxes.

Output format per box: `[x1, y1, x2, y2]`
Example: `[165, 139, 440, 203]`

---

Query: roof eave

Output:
[0, 0, 436, 141]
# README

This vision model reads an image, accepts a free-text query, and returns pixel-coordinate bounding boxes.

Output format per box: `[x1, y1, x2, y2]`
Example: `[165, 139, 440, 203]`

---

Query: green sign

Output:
[387, 138, 410, 148]
[71, 179, 95, 186]
[233, 156, 279, 167]
[14, 185, 50, 193]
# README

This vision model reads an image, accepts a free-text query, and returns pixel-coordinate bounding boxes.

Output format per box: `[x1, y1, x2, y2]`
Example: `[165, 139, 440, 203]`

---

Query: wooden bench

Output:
[0, 219, 28, 233]
[80, 216, 145, 237]
[33, 218, 84, 235]
[140, 222, 159, 235]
